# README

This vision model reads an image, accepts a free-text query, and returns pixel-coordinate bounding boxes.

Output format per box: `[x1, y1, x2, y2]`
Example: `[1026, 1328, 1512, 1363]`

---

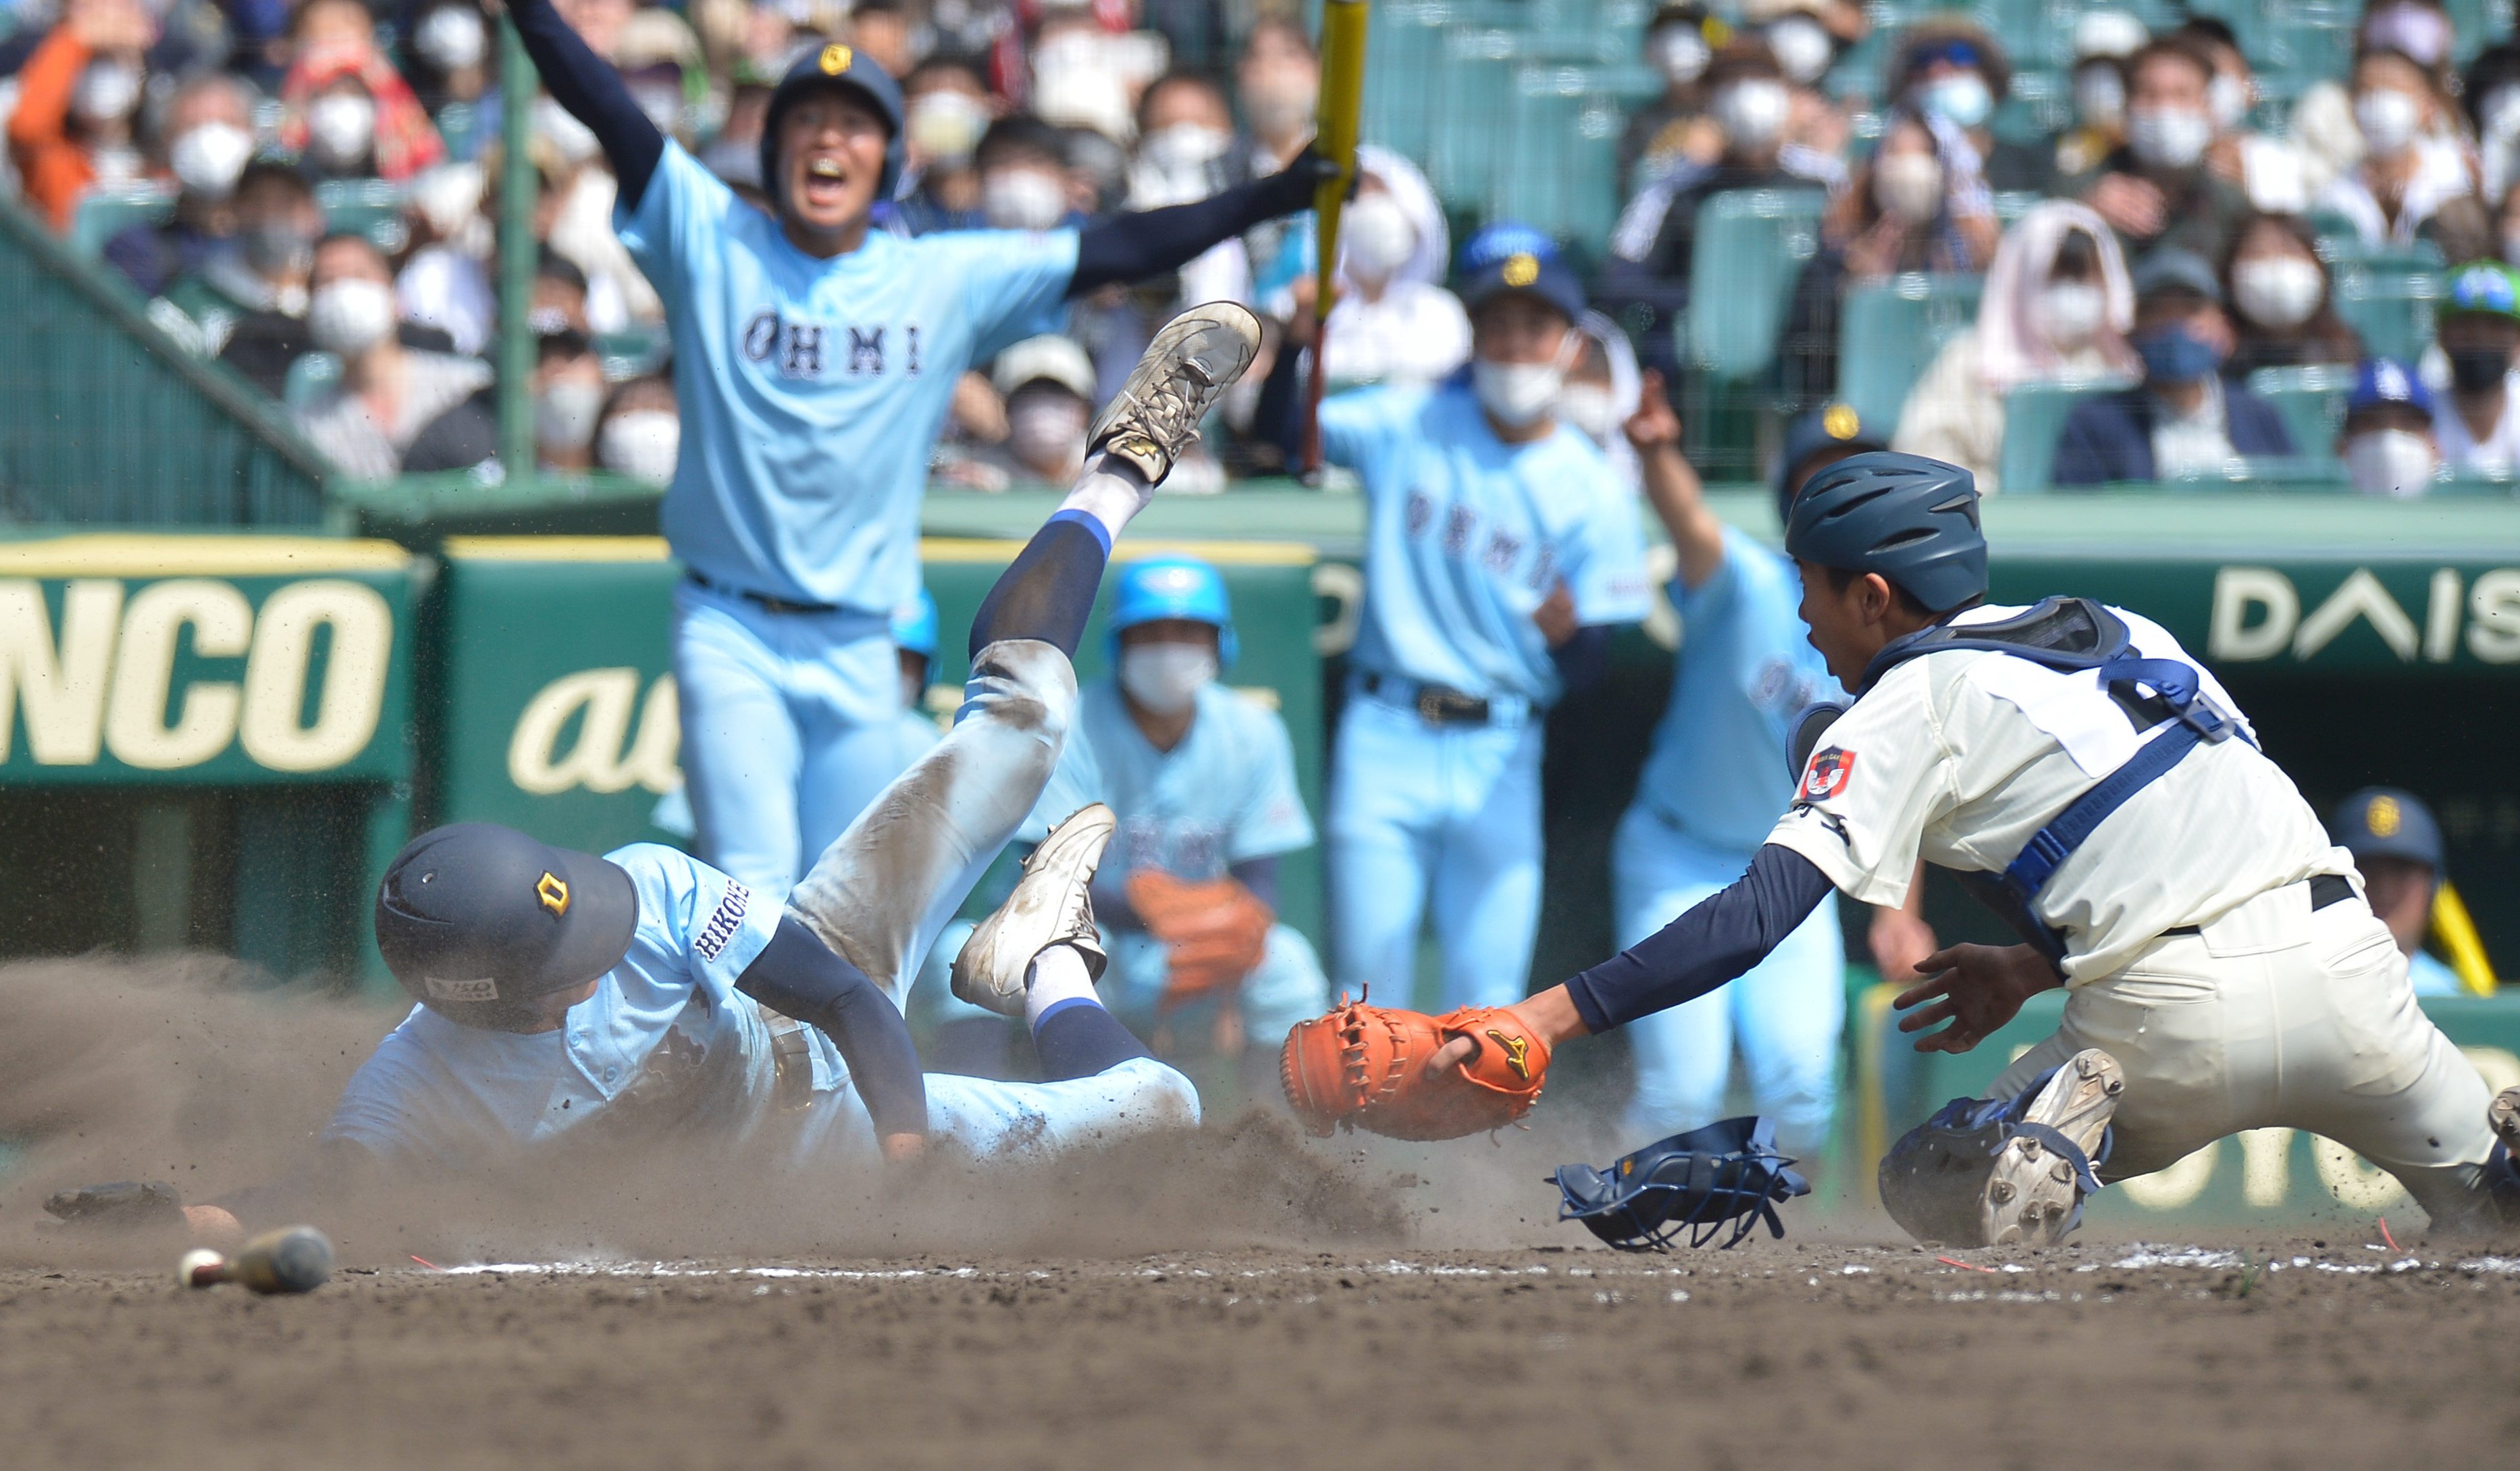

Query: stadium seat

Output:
[1837, 273, 1985, 435]
[1686, 188, 1829, 380]
[70, 184, 176, 261]
[315, 179, 411, 255]
[1997, 380, 2115, 494]
[284, 351, 342, 411]
[2245, 363, 2356, 471]
[2330, 255, 2442, 366]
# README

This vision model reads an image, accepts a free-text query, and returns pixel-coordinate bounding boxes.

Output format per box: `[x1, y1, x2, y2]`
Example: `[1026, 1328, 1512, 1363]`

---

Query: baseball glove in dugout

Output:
[1280, 996, 1551, 1139]
[1126, 869, 1274, 1002]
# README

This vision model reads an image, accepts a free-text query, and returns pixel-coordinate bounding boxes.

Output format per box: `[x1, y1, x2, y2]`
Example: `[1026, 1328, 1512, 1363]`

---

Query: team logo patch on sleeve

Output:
[1800, 746, 1855, 801]
[693, 881, 752, 961]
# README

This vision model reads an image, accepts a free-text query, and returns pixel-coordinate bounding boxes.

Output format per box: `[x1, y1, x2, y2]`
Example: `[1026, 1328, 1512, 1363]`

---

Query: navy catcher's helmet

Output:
[1783, 450, 1987, 613]
[375, 823, 639, 1031]
[1550, 1116, 1810, 1250]
[759, 40, 906, 215]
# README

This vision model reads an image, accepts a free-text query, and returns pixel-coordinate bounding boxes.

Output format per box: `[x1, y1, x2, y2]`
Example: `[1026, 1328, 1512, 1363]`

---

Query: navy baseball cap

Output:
[1776, 401, 1887, 511]
[2348, 357, 2434, 417]
[375, 823, 639, 1029]
[760, 39, 908, 208]
[2330, 787, 2445, 869]
[1458, 223, 1587, 323]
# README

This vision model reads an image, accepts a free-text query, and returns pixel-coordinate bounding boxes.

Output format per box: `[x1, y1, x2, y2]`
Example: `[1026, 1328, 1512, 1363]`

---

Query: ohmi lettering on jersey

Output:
[0, 578, 392, 772]
[740, 310, 924, 381]
[1405, 488, 1558, 592]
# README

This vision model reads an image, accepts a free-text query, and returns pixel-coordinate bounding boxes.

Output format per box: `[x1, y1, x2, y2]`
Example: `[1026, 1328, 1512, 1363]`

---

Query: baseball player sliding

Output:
[49, 309, 1266, 1244]
[1284, 450, 2520, 1246]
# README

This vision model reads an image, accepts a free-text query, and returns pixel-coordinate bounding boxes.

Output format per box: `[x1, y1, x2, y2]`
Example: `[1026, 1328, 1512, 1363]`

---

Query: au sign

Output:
[507, 669, 682, 796]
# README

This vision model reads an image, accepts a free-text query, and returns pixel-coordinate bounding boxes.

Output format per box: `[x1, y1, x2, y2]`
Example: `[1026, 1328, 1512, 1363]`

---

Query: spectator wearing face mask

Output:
[1620, 4, 1725, 196]
[2424, 262, 2520, 474]
[161, 161, 323, 393]
[2338, 356, 2443, 495]
[2465, 44, 2520, 213]
[2170, 19, 2310, 217]
[8, 0, 157, 231]
[893, 56, 997, 234]
[533, 331, 609, 473]
[1118, 71, 1253, 328]
[409, 1, 495, 115]
[1602, 41, 1823, 384]
[596, 373, 681, 487]
[1027, 2, 1170, 147]
[2051, 247, 2295, 485]
[1779, 109, 1999, 407]
[2219, 213, 2365, 379]
[1235, 16, 1318, 176]
[1894, 203, 2141, 495]
[295, 232, 497, 480]
[997, 334, 1099, 486]
[396, 162, 496, 357]
[2073, 38, 2255, 266]
[277, 5, 446, 184]
[1304, 155, 1469, 391]
[1886, 24, 2045, 192]
[2318, 46, 2492, 261]
[973, 114, 1086, 232]
[2051, 11, 2147, 181]
[103, 72, 257, 297]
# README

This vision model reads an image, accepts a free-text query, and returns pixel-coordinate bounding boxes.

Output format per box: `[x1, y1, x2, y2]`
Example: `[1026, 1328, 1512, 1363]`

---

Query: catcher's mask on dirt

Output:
[375, 823, 638, 1031]
[1550, 1116, 1809, 1250]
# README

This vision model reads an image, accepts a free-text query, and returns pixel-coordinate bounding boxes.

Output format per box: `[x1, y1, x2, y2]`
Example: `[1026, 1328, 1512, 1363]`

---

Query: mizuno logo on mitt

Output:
[1486, 1029, 1531, 1079]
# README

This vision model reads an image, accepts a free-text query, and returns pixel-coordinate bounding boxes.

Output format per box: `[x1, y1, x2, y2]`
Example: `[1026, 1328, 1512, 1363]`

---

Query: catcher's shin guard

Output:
[1879, 1048, 2122, 1247]
[1552, 1116, 1810, 1250]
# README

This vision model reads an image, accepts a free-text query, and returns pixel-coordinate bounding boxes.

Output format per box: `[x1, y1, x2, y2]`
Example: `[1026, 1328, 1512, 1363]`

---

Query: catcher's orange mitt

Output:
[1126, 869, 1273, 1002]
[1280, 997, 1551, 1140]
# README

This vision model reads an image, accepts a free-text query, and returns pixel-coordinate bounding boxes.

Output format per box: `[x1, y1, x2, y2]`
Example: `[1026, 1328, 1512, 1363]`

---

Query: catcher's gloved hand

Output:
[43, 1181, 187, 1230]
[1280, 997, 1550, 1140]
[1126, 869, 1272, 1003]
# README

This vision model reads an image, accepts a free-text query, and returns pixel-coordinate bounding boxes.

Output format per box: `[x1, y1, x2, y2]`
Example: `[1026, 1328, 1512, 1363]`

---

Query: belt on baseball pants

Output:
[687, 571, 844, 617]
[1357, 671, 1522, 727]
[2157, 873, 2355, 937]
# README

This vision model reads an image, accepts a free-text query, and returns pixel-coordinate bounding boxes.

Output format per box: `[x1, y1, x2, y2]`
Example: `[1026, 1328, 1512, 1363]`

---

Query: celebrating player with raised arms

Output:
[1286, 450, 2520, 1246]
[503, 0, 1333, 898]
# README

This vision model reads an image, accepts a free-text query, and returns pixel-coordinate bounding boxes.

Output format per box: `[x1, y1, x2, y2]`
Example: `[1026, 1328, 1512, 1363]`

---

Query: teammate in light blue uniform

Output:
[1319, 226, 1652, 1010]
[1070, 557, 1330, 1071]
[1610, 393, 1879, 1156]
[512, 0, 1328, 897]
[2330, 787, 2470, 998]
[887, 589, 947, 767]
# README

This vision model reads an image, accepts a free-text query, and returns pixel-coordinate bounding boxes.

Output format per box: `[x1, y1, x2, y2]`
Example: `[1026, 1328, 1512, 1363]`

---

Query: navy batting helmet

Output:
[375, 824, 639, 1031]
[759, 40, 906, 216]
[1782, 450, 1987, 613]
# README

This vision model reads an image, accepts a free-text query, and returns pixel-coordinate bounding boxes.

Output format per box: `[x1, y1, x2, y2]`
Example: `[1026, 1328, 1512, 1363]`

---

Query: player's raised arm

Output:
[1623, 367, 1727, 590]
[500, 0, 666, 208]
[1065, 151, 1340, 297]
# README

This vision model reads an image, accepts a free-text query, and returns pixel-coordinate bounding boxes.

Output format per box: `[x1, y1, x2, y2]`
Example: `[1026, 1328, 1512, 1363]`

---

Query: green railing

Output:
[0, 197, 332, 527]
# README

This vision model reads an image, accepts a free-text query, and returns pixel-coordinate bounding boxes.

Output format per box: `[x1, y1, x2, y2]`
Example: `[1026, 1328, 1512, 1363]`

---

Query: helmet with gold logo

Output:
[760, 38, 908, 216]
[375, 823, 639, 1031]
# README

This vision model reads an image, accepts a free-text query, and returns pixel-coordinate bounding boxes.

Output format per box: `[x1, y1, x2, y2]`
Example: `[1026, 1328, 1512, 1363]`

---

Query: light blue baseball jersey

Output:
[1632, 530, 1846, 854]
[1074, 677, 1315, 879]
[2409, 948, 2463, 997]
[1319, 381, 1652, 706]
[619, 141, 1080, 611]
[323, 844, 829, 1173]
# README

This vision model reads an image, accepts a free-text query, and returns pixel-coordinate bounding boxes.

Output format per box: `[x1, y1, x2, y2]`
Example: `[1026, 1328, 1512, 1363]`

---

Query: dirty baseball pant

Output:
[783, 637, 1200, 1161]
[1983, 876, 2502, 1235]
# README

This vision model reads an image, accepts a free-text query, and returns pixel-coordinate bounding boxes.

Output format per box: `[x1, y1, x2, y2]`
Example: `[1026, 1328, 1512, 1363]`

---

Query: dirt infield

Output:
[5, 1237, 2517, 1470]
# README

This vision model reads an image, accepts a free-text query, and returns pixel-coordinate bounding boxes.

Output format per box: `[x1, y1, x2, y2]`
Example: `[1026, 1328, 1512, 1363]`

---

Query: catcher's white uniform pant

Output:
[1984, 875, 2501, 1232]
[783, 638, 1199, 1160]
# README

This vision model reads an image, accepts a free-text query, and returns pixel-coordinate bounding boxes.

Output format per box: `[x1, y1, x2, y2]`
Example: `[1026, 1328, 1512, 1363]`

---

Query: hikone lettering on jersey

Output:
[0, 577, 393, 773]
[2209, 565, 2520, 665]
[508, 669, 683, 798]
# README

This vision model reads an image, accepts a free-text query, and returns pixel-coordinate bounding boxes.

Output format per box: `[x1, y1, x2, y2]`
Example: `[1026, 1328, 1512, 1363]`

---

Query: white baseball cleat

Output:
[1084, 301, 1263, 485]
[950, 804, 1115, 1018]
[2490, 1086, 2520, 1154]
[1981, 1047, 2123, 1247]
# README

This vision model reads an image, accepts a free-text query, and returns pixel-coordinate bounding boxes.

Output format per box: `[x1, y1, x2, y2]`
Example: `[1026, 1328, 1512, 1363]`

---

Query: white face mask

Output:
[2208, 73, 2251, 132]
[73, 60, 142, 125]
[307, 277, 397, 355]
[536, 378, 604, 453]
[982, 168, 1068, 229]
[2125, 106, 2213, 169]
[1873, 151, 1943, 220]
[909, 91, 991, 167]
[1556, 383, 1618, 444]
[1342, 192, 1416, 280]
[598, 410, 680, 485]
[2345, 429, 2438, 498]
[1119, 642, 1217, 716]
[416, 5, 488, 72]
[307, 93, 378, 167]
[170, 122, 254, 199]
[1007, 392, 1088, 470]
[1712, 80, 1791, 151]
[1473, 359, 1567, 428]
[2074, 66, 2125, 130]
[1140, 121, 1231, 175]
[1240, 78, 1317, 139]
[2230, 255, 2326, 328]
[1648, 27, 1710, 85]
[2354, 88, 2423, 159]
[2035, 282, 2108, 347]
[1920, 74, 1993, 130]
[410, 161, 485, 238]
[1766, 16, 1834, 86]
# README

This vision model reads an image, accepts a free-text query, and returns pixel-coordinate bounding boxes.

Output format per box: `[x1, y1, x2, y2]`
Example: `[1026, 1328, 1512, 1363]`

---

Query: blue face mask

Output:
[2136, 326, 2224, 384]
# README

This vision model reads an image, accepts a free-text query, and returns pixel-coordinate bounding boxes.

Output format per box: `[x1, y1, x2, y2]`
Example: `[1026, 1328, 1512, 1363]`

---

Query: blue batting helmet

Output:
[891, 588, 939, 661]
[1109, 555, 1237, 667]
[760, 40, 906, 215]
[1783, 450, 1987, 613]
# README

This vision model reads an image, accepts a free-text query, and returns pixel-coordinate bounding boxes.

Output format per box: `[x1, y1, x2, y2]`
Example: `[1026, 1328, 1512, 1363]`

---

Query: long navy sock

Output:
[968, 510, 1109, 659]
[1032, 998, 1153, 1081]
